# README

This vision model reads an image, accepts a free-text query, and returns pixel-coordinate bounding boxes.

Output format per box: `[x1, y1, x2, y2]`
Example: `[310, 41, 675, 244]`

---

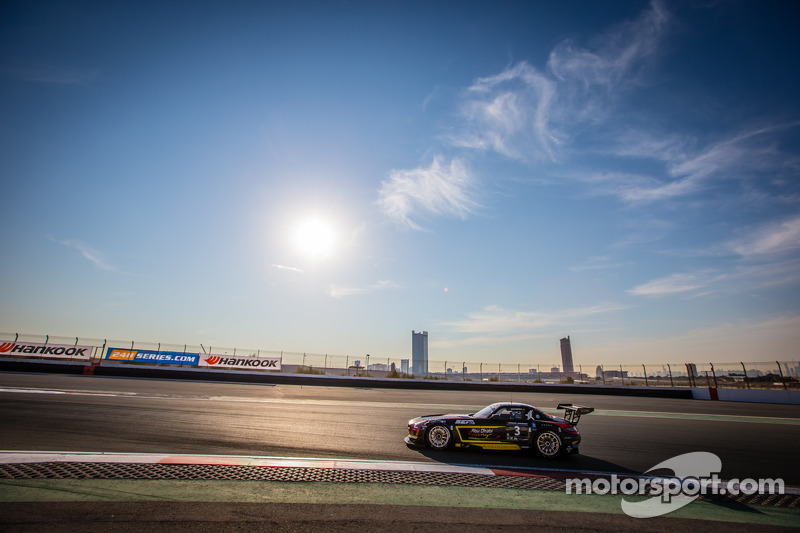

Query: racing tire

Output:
[534, 429, 562, 458]
[425, 424, 452, 450]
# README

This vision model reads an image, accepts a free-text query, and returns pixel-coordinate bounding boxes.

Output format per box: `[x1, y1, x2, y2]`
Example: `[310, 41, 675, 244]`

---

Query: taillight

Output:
[562, 425, 579, 434]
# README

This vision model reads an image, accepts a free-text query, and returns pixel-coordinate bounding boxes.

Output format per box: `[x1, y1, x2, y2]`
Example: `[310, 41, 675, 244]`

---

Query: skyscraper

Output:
[560, 336, 574, 373]
[412, 331, 428, 376]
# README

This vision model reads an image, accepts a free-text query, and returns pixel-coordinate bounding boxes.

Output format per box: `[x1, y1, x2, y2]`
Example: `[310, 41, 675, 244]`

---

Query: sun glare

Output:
[293, 216, 337, 261]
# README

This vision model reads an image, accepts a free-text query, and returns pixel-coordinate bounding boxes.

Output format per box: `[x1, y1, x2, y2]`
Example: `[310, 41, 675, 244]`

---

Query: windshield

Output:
[473, 405, 499, 418]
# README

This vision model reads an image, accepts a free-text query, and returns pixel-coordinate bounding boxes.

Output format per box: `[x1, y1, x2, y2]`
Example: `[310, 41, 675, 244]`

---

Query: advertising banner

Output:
[105, 348, 199, 366]
[197, 354, 281, 371]
[0, 341, 93, 361]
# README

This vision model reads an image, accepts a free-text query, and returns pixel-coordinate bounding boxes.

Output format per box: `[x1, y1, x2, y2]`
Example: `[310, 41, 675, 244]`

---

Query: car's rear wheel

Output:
[534, 429, 562, 458]
[426, 424, 452, 450]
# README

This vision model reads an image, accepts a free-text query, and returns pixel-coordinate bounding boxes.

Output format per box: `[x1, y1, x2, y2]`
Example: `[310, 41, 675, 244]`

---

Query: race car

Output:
[405, 402, 593, 458]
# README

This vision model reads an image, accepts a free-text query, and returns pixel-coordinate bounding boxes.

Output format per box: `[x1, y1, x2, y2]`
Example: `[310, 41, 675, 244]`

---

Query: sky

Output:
[1, 0, 799, 367]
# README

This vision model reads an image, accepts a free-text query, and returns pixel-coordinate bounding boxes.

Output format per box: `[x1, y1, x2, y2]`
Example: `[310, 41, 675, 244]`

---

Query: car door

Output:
[454, 406, 531, 449]
[493, 406, 533, 444]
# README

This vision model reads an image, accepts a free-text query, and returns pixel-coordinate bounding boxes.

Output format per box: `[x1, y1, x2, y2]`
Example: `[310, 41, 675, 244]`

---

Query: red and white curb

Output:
[3, 452, 797, 494]
[0, 452, 501, 476]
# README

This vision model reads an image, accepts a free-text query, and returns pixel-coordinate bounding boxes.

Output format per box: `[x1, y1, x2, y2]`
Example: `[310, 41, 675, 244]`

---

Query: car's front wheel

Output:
[426, 424, 452, 450]
[534, 429, 562, 458]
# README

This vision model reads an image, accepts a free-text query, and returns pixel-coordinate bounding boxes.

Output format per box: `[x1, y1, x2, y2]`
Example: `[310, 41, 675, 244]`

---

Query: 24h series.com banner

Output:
[105, 348, 281, 370]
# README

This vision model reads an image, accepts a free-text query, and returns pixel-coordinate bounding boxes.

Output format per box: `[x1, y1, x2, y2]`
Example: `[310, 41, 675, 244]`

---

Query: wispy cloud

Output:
[449, 1, 671, 163]
[377, 156, 480, 229]
[379, 1, 675, 227]
[53, 238, 115, 271]
[730, 216, 800, 257]
[452, 62, 559, 160]
[597, 123, 800, 204]
[570, 256, 631, 272]
[329, 280, 398, 299]
[271, 264, 304, 273]
[432, 332, 549, 350]
[550, 0, 670, 81]
[627, 273, 715, 296]
[439, 303, 627, 334]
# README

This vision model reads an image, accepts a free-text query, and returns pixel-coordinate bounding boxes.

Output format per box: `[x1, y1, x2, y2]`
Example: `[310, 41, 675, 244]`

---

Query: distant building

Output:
[401, 359, 409, 374]
[560, 336, 574, 373]
[412, 331, 428, 375]
[551, 366, 560, 373]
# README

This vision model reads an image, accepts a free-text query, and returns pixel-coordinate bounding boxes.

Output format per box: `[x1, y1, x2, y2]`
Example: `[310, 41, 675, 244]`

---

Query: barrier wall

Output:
[692, 387, 800, 404]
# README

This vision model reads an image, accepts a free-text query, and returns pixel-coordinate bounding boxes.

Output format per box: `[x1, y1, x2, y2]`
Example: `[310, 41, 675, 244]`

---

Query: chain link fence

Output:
[1, 332, 797, 390]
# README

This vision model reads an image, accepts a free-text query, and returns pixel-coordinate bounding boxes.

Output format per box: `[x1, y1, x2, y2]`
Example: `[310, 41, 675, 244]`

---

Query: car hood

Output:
[409, 413, 472, 423]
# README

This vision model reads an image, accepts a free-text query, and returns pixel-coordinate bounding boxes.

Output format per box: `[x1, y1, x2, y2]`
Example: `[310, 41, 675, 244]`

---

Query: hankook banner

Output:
[198, 354, 281, 371]
[0, 341, 93, 360]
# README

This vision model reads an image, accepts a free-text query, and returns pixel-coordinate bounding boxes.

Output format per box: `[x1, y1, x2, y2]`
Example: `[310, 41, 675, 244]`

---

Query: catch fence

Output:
[1, 332, 797, 390]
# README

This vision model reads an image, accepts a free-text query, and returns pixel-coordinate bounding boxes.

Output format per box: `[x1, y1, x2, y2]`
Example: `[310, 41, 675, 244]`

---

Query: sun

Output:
[293, 216, 337, 261]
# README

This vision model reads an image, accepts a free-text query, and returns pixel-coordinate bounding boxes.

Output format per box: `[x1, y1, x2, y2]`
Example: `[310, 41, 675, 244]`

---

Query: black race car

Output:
[405, 402, 593, 458]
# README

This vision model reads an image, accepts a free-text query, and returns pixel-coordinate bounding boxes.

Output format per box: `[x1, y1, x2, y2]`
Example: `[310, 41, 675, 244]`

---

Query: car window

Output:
[473, 405, 497, 418]
[492, 406, 530, 420]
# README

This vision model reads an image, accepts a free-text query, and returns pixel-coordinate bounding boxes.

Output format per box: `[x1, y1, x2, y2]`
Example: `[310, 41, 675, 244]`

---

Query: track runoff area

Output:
[0, 374, 798, 530]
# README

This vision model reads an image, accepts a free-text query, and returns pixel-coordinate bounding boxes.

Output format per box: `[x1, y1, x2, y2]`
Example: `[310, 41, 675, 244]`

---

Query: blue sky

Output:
[1, 0, 799, 366]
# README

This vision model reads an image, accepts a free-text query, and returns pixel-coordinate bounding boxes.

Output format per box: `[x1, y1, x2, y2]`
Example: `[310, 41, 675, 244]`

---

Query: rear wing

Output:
[556, 403, 594, 425]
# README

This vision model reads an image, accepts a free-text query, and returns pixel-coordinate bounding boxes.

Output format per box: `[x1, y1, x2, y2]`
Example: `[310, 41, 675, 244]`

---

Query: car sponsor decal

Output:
[458, 426, 506, 442]
[455, 420, 475, 425]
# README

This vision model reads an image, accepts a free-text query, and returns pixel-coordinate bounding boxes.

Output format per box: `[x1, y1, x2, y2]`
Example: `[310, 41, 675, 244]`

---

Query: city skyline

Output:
[1, 1, 799, 365]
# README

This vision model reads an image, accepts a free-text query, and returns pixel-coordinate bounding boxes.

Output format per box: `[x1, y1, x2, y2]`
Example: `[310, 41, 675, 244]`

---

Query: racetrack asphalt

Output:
[1, 372, 799, 530]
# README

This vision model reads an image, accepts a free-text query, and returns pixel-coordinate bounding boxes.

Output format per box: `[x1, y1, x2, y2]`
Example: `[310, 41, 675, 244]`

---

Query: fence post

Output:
[463, 362, 466, 381]
[518, 364, 521, 383]
[777, 361, 788, 390]
[601, 365, 605, 385]
[667, 364, 674, 387]
[709, 363, 718, 388]
[740, 362, 749, 389]
[45, 335, 49, 345]
[620, 365, 625, 385]
[643, 364, 648, 387]
[480, 363, 483, 382]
